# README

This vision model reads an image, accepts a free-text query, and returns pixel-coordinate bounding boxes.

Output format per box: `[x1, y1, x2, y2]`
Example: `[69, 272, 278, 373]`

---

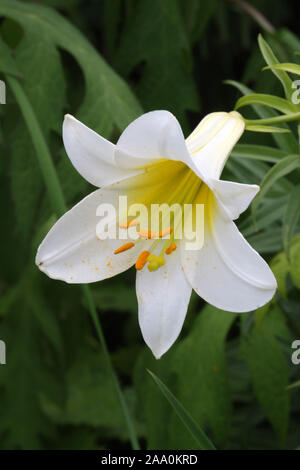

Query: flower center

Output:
[113, 160, 213, 272]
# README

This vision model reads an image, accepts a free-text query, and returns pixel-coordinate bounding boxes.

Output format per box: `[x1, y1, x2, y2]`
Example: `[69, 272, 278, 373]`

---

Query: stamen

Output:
[135, 251, 150, 270]
[119, 220, 139, 229]
[165, 242, 177, 255]
[147, 254, 165, 272]
[138, 229, 156, 239]
[158, 227, 173, 238]
[114, 242, 135, 254]
[157, 255, 165, 267]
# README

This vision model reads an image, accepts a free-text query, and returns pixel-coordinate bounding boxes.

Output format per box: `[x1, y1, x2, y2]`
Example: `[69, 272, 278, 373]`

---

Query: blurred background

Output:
[0, 0, 300, 450]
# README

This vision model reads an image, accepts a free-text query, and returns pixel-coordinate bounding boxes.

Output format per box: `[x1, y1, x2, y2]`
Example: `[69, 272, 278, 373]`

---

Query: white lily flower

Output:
[36, 110, 277, 359]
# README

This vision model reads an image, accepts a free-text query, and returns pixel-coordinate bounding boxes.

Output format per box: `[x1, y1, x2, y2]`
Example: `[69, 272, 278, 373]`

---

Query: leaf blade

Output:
[147, 370, 216, 450]
[236, 93, 296, 115]
[252, 154, 300, 216]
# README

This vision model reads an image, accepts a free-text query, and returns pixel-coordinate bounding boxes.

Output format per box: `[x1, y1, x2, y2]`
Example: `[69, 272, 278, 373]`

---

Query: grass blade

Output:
[225, 79, 297, 153]
[252, 154, 300, 217]
[258, 34, 293, 101]
[286, 380, 300, 391]
[264, 63, 300, 76]
[245, 124, 291, 133]
[231, 144, 286, 163]
[283, 185, 300, 259]
[147, 370, 216, 450]
[236, 93, 296, 115]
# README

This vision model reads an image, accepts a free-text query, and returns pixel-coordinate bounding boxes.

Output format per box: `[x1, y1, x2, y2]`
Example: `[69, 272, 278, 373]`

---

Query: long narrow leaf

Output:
[236, 94, 296, 115]
[0, 37, 22, 77]
[252, 154, 300, 217]
[258, 34, 293, 101]
[286, 380, 300, 391]
[147, 370, 216, 450]
[282, 185, 300, 258]
[225, 80, 297, 152]
[231, 144, 286, 163]
[245, 112, 300, 126]
[245, 124, 291, 133]
[264, 63, 300, 76]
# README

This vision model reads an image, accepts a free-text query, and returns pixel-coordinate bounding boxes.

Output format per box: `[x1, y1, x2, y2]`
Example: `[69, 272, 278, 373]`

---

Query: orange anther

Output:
[114, 242, 135, 254]
[165, 242, 177, 255]
[138, 229, 156, 239]
[119, 220, 139, 229]
[158, 227, 173, 238]
[135, 251, 150, 270]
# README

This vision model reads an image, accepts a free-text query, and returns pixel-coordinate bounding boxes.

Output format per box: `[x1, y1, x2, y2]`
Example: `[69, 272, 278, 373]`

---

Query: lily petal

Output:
[115, 110, 190, 169]
[186, 111, 245, 180]
[182, 203, 277, 312]
[136, 246, 192, 359]
[211, 179, 259, 219]
[36, 188, 148, 283]
[63, 115, 139, 187]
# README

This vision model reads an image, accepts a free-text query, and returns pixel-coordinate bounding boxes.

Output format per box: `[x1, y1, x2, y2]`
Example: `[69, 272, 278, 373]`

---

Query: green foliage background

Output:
[0, 0, 300, 450]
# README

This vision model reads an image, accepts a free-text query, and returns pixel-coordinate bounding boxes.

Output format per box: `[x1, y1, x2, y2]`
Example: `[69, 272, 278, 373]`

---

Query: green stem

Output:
[7, 75, 140, 450]
[244, 111, 300, 126]
[82, 285, 139, 449]
[7, 77, 66, 217]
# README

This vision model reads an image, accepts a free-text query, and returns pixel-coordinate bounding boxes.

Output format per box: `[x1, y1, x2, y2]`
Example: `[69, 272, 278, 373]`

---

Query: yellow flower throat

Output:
[113, 160, 214, 272]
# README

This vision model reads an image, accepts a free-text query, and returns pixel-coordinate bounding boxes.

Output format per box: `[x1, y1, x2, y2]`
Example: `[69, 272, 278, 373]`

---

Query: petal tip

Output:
[150, 344, 169, 360]
[35, 248, 43, 268]
[229, 110, 243, 119]
[153, 351, 163, 360]
[64, 113, 75, 121]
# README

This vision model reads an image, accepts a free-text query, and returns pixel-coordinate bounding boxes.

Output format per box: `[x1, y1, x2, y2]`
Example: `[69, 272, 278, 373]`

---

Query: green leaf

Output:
[91, 282, 137, 313]
[228, 157, 292, 196]
[241, 197, 287, 236]
[134, 350, 174, 450]
[0, 0, 143, 133]
[0, 0, 143, 240]
[135, 305, 235, 449]
[236, 93, 296, 115]
[41, 343, 127, 430]
[286, 380, 300, 390]
[245, 124, 291, 133]
[290, 237, 300, 289]
[0, 36, 21, 77]
[270, 251, 290, 298]
[180, 0, 217, 44]
[225, 79, 297, 153]
[114, 0, 199, 127]
[147, 370, 216, 450]
[248, 227, 282, 254]
[258, 34, 293, 101]
[252, 154, 300, 217]
[6, 24, 66, 238]
[242, 305, 291, 445]
[254, 302, 272, 332]
[0, 270, 62, 449]
[245, 111, 300, 126]
[231, 144, 286, 163]
[172, 306, 236, 447]
[263, 63, 300, 76]
[282, 185, 300, 259]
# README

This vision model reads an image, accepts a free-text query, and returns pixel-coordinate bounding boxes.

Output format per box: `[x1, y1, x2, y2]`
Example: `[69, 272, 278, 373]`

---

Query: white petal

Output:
[182, 205, 277, 312]
[115, 110, 191, 169]
[211, 179, 259, 219]
[63, 115, 139, 187]
[36, 188, 149, 283]
[136, 247, 192, 359]
[186, 111, 245, 180]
